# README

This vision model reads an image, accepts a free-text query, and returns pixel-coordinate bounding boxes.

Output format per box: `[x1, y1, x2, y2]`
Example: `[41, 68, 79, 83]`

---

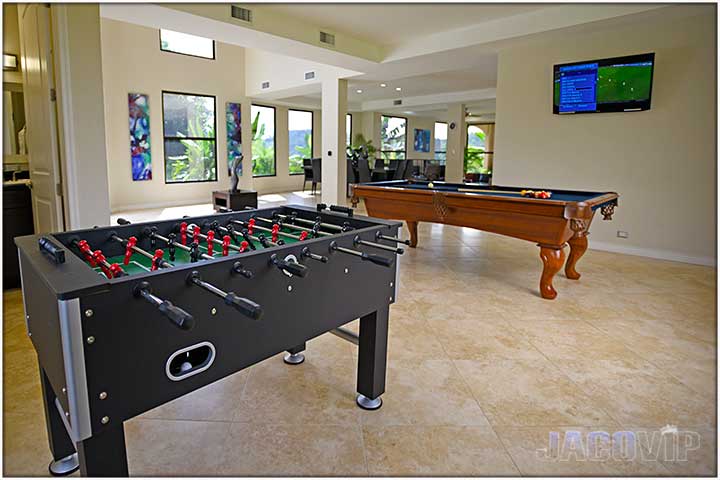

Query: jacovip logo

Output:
[537, 426, 701, 463]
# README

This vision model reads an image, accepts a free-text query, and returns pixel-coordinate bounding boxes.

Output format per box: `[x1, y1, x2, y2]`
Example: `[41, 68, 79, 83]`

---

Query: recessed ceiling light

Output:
[356, 89, 363, 93]
[395, 87, 402, 91]
[380, 83, 387, 87]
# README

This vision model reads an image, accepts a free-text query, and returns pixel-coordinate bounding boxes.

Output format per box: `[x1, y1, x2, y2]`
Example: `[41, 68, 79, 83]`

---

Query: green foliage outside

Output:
[289, 132, 312, 174]
[252, 111, 276, 176]
[165, 96, 216, 183]
[464, 127, 491, 175]
[380, 116, 406, 161]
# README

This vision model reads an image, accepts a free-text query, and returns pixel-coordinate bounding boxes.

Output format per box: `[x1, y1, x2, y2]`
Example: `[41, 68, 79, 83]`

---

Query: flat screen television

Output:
[553, 53, 655, 114]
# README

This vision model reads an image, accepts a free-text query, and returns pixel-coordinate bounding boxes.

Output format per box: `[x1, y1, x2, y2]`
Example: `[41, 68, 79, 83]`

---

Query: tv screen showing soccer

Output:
[553, 53, 655, 114]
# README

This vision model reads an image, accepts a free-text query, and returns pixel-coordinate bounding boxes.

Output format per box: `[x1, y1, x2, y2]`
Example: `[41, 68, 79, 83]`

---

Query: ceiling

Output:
[261, 4, 545, 46]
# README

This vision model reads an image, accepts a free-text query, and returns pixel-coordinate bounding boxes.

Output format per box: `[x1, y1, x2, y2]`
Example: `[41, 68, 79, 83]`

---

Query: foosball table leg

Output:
[283, 343, 306, 365]
[355, 306, 389, 410]
[76, 423, 129, 477]
[40, 367, 79, 476]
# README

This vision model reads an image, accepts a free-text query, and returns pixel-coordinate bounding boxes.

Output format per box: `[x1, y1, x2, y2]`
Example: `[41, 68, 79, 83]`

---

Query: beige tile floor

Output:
[3, 194, 717, 476]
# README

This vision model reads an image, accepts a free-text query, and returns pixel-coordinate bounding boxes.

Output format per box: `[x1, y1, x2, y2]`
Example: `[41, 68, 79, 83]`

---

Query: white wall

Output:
[493, 9, 716, 265]
[101, 18, 246, 211]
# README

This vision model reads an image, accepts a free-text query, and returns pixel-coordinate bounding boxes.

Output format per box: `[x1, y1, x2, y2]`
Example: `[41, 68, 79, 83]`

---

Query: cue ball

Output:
[428, 182, 434, 188]
[180, 361, 193, 372]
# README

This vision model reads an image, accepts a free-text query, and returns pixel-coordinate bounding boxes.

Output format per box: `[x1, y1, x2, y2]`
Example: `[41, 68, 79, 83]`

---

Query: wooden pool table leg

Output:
[538, 245, 565, 300]
[406, 221, 418, 248]
[565, 234, 588, 280]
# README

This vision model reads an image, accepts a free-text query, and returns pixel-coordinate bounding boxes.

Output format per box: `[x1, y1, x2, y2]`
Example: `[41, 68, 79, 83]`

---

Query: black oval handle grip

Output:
[224, 292, 263, 320]
[329, 205, 354, 217]
[276, 258, 308, 277]
[117, 218, 131, 225]
[158, 300, 195, 331]
[361, 253, 394, 267]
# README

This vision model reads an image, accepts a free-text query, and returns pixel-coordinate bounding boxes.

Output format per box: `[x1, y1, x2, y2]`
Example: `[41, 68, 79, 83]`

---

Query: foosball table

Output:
[15, 204, 407, 477]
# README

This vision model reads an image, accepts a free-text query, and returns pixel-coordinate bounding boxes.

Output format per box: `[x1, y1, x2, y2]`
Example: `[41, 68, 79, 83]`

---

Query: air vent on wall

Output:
[261, 81, 270, 89]
[393, 99, 403, 106]
[231, 5, 253, 23]
[319, 31, 335, 46]
[304, 71, 316, 81]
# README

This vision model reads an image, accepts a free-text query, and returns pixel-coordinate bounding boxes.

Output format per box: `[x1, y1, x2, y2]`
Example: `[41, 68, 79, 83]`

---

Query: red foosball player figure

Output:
[222, 235, 231, 256]
[193, 225, 201, 245]
[93, 250, 112, 279]
[151, 249, 164, 271]
[239, 240, 250, 253]
[124, 236, 137, 265]
[271, 224, 280, 243]
[299, 231, 308, 241]
[77, 240, 96, 266]
[108, 263, 125, 278]
[180, 222, 188, 245]
[206, 230, 215, 256]
[247, 218, 256, 235]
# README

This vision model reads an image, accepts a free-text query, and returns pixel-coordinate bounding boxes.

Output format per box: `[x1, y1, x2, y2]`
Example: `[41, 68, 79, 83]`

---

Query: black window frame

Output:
[159, 29, 216, 60]
[288, 108, 314, 176]
[379, 114, 408, 162]
[434, 121, 447, 160]
[161, 90, 218, 185]
[251, 103, 277, 178]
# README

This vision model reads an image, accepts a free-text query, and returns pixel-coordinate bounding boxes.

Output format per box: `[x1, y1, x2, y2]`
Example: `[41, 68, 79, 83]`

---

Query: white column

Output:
[445, 103, 466, 183]
[321, 78, 347, 205]
[239, 98, 254, 191]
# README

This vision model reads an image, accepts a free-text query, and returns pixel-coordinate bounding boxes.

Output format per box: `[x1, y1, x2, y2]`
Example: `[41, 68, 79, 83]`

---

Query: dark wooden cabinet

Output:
[4, 183, 34, 289]
[212, 189, 258, 211]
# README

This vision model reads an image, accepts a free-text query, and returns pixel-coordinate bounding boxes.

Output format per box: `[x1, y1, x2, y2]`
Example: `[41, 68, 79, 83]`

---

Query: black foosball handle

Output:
[361, 252, 394, 267]
[224, 292, 263, 320]
[330, 205, 354, 217]
[133, 281, 194, 331]
[159, 300, 195, 331]
[116, 218, 131, 225]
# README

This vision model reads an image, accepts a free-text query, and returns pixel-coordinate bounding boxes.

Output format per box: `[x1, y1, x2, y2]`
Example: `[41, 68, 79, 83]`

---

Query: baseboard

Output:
[590, 241, 716, 267]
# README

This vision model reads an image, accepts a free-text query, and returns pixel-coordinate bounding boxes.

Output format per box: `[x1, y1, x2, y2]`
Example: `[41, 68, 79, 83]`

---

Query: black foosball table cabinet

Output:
[15, 204, 405, 477]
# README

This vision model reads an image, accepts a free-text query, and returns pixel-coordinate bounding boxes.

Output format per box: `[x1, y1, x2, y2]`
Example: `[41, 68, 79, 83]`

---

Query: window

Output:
[434, 122, 447, 161]
[288, 109, 313, 175]
[346, 113, 352, 146]
[160, 29, 215, 59]
[465, 124, 488, 174]
[251, 105, 276, 177]
[380, 115, 407, 161]
[162, 91, 217, 183]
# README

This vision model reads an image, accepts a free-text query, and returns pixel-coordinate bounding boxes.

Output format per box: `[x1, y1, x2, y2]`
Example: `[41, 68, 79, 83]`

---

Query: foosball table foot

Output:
[283, 352, 305, 365]
[356, 394, 382, 410]
[48, 453, 79, 476]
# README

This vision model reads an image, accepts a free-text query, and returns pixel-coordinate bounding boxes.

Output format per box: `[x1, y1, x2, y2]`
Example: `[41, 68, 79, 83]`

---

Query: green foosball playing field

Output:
[91, 224, 306, 277]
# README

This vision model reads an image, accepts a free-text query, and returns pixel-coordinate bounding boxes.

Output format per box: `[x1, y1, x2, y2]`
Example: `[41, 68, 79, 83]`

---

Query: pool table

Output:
[351, 180, 619, 300]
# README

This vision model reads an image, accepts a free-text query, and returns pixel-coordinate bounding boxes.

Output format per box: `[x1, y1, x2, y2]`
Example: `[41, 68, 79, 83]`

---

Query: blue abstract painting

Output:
[226, 102, 242, 176]
[414, 128, 431, 153]
[128, 93, 151, 181]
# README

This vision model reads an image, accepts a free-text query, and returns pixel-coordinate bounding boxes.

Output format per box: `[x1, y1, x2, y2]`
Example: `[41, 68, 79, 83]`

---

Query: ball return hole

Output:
[165, 342, 216, 381]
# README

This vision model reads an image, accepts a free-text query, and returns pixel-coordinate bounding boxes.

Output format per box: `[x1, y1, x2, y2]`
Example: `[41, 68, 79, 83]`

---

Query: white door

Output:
[19, 4, 64, 233]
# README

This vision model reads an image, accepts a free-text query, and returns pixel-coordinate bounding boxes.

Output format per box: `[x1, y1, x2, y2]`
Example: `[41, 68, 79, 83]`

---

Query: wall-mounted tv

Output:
[553, 53, 655, 114]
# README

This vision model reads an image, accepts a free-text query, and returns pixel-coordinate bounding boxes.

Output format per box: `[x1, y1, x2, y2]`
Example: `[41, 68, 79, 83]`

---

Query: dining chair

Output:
[393, 159, 407, 180]
[302, 158, 313, 191]
[311, 157, 322, 194]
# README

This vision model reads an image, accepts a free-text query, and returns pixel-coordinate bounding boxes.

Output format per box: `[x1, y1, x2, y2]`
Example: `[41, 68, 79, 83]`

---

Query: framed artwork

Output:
[226, 102, 242, 176]
[128, 93, 152, 181]
[414, 128, 431, 153]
